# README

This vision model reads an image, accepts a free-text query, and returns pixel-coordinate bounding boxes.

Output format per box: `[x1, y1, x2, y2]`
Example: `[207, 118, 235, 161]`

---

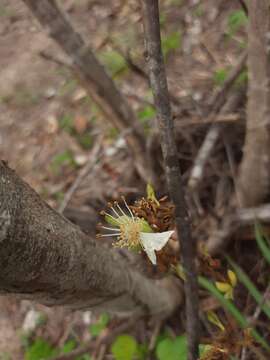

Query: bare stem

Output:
[140, 1, 200, 359]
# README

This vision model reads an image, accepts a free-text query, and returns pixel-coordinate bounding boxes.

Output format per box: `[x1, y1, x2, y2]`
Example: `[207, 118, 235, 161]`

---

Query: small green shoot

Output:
[111, 334, 142, 360]
[255, 223, 270, 265]
[24, 338, 57, 360]
[89, 313, 110, 338]
[50, 150, 77, 174]
[156, 335, 187, 360]
[161, 31, 181, 58]
[77, 133, 93, 150]
[235, 69, 248, 87]
[59, 339, 76, 354]
[213, 68, 229, 87]
[146, 183, 159, 205]
[98, 50, 127, 77]
[137, 106, 156, 124]
[58, 114, 74, 134]
[227, 10, 247, 36]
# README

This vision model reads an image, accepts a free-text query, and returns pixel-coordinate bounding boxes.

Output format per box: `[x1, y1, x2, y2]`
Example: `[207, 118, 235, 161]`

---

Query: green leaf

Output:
[207, 311, 225, 331]
[156, 335, 187, 360]
[137, 106, 156, 123]
[51, 150, 76, 173]
[198, 276, 270, 352]
[255, 223, 270, 265]
[89, 313, 110, 337]
[111, 334, 138, 360]
[227, 10, 247, 35]
[98, 50, 127, 77]
[59, 114, 74, 134]
[213, 68, 229, 87]
[60, 339, 76, 354]
[146, 184, 159, 205]
[25, 338, 57, 360]
[77, 133, 93, 150]
[235, 69, 248, 87]
[76, 355, 92, 360]
[161, 31, 181, 58]
[199, 344, 213, 358]
[227, 256, 270, 320]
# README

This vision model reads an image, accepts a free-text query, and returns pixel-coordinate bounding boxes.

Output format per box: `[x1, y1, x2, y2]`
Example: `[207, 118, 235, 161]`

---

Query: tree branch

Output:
[0, 161, 182, 316]
[237, 0, 270, 207]
[22, 0, 151, 182]
[140, 1, 200, 359]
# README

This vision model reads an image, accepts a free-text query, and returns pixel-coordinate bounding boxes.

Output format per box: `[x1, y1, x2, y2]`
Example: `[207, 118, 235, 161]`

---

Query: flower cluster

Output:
[99, 197, 174, 265]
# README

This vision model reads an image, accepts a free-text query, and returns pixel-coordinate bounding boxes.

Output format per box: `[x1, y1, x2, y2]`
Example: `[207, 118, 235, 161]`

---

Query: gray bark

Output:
[0, 161, 182, 317]
[238, 0, 270, 206]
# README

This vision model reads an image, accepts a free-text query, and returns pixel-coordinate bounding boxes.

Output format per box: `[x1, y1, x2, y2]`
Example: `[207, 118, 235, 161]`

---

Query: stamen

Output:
[109, 203, 121, 218]
[121, 196, 134, 220]
[115, 201, 127, 217]
[100, 233, 121, 237]
[103, 211, 122, 225]
[102, 226, 120, 232]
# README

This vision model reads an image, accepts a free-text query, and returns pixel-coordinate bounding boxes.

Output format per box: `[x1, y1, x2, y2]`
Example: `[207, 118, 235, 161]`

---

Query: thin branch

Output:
[188, 89, 245, 190]
[188, 51, 247, 190]
[237, 0, 248, 15]
[39, 50, 73, 68]
[206, 203, 270, 254]
[250, 283, 270, 325]
[207, 51, 247, 114]
[58, 136, 103, 214]
[140, 1, 200, 359]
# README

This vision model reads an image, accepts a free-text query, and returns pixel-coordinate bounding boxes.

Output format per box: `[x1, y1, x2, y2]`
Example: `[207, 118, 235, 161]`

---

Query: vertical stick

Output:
[140, 1, 200, 358]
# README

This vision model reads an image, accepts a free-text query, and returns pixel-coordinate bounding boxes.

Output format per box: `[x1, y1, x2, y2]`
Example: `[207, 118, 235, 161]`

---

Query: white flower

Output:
[99, 198, 174, 265]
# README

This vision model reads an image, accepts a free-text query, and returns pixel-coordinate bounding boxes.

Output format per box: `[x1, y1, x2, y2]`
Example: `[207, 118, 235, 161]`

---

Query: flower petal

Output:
[215, 282, 232, 293]
[139, 230, 174, 265]
[144, 248, 157, 265]
[140, 230, 174, 251]
[227, 269, 237, 287]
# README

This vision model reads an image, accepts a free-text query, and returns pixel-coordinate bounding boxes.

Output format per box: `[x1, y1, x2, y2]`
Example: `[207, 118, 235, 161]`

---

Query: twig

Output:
[174, 113, 241, 128]
[206, 203, 270, 254]
[208, 51, 247, 114]
[140, 1, 200, 359]
[188, 51, 247, 190]
[124, 89, 154, 108]
[148, 320, 163, 352]
[39, 50, 73, 68]
[51, 317, 139, 360]
[250, 283, 270, 324]
[238, 0, 248, 15]
[188, 89, 245, 190]
[58, 136, 103, 214]
[112, 44, 149, 80]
